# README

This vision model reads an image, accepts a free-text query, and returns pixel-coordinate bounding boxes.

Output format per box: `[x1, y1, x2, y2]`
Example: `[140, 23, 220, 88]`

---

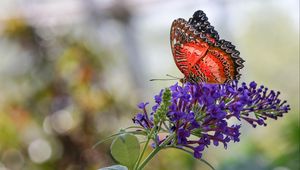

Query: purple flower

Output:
[194, 145, 205, 158]
[152, 90, 163, 112]
[138, 102, 149, 109]
[132, 81, 290, 158]
[132, 102, 152, 129]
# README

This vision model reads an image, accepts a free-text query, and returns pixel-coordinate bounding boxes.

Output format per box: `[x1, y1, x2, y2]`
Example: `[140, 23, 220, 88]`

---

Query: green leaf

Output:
[92, 130, 146, 149]
[99, 165, 128, 170]
[110, 133, 140, 168]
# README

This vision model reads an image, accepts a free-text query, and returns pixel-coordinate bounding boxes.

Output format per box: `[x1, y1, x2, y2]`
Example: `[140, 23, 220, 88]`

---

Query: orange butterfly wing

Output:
[170, 10, 244, 84]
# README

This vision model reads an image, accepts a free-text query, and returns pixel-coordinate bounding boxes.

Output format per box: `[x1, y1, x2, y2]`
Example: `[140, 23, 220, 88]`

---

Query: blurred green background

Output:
[0, 0, 299, 170]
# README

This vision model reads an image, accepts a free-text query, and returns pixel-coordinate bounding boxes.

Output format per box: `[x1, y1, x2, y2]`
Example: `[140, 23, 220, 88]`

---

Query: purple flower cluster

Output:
[133, 81, 290, 158]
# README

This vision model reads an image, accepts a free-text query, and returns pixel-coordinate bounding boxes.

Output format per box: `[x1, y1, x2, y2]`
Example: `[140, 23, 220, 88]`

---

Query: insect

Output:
[170, 10, 244, 84]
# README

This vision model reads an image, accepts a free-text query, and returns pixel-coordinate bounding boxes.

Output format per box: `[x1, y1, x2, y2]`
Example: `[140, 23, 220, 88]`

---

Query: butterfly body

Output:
[170, 11, 244, 84]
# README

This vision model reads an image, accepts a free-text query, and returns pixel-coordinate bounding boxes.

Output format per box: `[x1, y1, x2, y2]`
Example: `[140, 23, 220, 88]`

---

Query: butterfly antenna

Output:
[166, 74, 180, 79]
[150, 78, 178, 81]
[150, 74, 182, 81]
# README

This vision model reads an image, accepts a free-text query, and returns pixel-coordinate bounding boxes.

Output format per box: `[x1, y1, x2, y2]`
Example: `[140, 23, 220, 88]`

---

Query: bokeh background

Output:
[0, 0, 299, 170]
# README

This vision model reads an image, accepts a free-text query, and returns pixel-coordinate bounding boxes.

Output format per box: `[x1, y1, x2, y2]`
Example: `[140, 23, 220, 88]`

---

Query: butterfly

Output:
[170, 10, 244, 84]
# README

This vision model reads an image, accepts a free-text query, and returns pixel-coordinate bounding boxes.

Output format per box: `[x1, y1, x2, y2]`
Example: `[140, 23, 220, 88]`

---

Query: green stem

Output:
[198, 158, 216, 170]
[134, 127, 156, 170]
[137, 134, 175, 170]
[137, 145, 161, 170]
[166, 146, 216, 170]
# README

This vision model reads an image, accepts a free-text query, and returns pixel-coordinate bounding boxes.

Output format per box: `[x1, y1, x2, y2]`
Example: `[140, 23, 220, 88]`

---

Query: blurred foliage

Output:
[271, 117, 300, 169]
[0, 17, 134, 170]
[219, 115, 300, 170]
